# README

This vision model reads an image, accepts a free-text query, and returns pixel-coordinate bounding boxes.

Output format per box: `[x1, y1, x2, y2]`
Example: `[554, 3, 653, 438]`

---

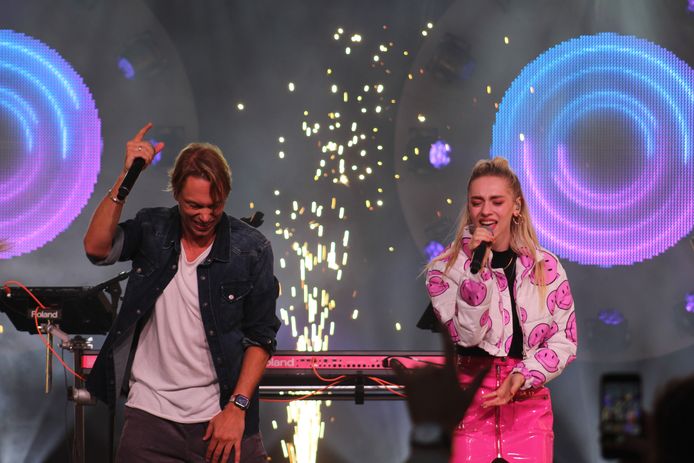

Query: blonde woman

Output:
[426, 157, 577, 462]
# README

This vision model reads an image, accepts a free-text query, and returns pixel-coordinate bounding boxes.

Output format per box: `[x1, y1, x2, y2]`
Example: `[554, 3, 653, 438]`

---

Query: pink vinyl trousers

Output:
[451, 356, 554, 463]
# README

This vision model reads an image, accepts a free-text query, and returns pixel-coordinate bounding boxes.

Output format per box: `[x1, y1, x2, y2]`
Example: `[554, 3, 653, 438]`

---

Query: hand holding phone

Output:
[599, 373, 645, 460]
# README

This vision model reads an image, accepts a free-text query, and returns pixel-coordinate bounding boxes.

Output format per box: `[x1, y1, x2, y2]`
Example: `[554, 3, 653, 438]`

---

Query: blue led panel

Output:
[0, 30, 102, 259]
[491, 33, 694, 266]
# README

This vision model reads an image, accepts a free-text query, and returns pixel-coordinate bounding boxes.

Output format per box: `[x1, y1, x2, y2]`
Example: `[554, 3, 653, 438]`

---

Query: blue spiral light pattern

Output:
[0, 30, 102, 259]
[490, 33, 694, 266]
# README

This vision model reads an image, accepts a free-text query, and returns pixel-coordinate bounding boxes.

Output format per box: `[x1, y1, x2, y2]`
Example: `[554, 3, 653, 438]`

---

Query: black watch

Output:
[231, 394, 250, 411]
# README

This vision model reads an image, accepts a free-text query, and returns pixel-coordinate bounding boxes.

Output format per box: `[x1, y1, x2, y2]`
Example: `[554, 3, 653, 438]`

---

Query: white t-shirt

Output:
[126, 241, 221, 423]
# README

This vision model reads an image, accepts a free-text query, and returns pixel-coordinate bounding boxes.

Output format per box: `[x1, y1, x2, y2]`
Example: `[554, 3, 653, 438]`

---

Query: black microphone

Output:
[469, 226, 491, 275]
[117, 157, 145, 201]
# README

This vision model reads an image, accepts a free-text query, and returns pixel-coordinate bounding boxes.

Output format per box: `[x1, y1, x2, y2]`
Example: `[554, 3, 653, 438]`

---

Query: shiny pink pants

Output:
[451, 356, 553, 463]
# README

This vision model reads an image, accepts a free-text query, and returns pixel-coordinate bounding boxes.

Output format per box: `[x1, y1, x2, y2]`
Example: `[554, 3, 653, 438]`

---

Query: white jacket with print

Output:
[426, 231, 577, 390]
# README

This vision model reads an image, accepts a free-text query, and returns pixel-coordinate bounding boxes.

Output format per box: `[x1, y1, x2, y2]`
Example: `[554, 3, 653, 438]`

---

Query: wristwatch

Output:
[231, 393, 250, 411]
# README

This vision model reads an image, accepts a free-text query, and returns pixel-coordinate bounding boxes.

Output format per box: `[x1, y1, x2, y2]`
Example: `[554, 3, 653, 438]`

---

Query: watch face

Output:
[234, 394, 250, 410]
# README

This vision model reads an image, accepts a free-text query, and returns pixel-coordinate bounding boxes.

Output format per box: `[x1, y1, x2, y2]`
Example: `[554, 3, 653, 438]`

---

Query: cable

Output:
[260, 372, 409, 402]
[3, 279, 44, 308]
[3, 280, 85, 381]
[368, 375, 401, 388]
[310, 358, 346, 382]
[260, 376, 348, 403]
[367, 376, 407, 398]
[32, 304, 86, 381]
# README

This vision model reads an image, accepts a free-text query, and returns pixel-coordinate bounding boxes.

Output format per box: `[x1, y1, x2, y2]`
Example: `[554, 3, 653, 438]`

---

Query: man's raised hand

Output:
[124, 122, 165, 170]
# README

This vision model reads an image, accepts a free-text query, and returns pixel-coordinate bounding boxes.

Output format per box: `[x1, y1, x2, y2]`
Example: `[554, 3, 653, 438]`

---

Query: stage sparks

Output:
[266, 21, 432, 462]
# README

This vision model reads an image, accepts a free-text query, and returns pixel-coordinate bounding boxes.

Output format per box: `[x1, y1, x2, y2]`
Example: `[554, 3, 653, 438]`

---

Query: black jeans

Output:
[116, 406, 268, 463]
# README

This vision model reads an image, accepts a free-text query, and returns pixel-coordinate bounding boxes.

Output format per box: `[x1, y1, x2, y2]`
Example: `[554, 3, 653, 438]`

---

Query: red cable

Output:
[310, 357, 346, 382]
[260, 376, 348, 403]
[369, 375, 401, 387]
[3, 280, 85, 381]
[368, 376, 407, 398]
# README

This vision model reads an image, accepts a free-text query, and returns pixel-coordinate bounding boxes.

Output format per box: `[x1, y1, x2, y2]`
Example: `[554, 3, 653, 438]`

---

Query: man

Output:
[84, 123, 280, 463]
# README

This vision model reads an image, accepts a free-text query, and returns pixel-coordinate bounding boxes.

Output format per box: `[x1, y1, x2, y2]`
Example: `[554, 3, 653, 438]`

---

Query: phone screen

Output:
[600, 373, 642, 458]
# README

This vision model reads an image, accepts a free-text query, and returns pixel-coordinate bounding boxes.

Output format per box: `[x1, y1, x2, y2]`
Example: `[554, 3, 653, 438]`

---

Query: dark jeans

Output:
[117, 406, 268, 463]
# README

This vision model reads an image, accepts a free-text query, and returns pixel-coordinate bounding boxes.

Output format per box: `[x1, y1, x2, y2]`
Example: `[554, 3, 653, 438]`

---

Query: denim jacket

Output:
[85, 206, 280, 436]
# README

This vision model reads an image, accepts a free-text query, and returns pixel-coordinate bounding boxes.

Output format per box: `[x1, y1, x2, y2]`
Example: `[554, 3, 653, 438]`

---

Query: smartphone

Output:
[599, 373, 643, 459]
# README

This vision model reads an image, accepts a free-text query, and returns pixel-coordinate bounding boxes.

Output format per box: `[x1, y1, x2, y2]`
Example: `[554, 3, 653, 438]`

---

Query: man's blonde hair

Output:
[168, 142, 231, 202]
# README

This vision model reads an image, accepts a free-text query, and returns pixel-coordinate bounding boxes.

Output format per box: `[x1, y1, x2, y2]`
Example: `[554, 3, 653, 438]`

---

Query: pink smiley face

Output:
[528, 370, 547, 387]
[505, 335, 513, 352]
[549, 321, 559, 338]
[519, 307, 528, 323]
[555, 281, 573, 309]
[460, 279, 487, 307]
[479, 310, 492, 330]
[519, 253, 534, 270]
[528, 323, 551, 348]
[565, 312, 577, 344]
[535, 348, 560, 372]
[546, 291, 557, 315]
[494, 270, 508, 291]
[531, 252, 559, 286]
[445, 319, 460, 343]
[426, 270, 449, 297]
[480, 268, 493, 281]
[502, 307, 511, 325]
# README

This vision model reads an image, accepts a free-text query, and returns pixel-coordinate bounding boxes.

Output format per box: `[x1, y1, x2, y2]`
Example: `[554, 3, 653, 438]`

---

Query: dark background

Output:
[1, 1, 694, 461]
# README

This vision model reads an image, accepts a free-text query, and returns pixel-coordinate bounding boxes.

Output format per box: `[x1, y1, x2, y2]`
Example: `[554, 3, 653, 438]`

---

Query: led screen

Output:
[491, 33, 694, 266]
[0, 30, 102, 259]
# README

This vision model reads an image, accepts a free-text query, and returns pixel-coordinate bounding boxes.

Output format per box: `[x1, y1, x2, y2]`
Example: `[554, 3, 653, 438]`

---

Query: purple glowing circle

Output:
[686, 293, 694, 313]
[491, 34, 694, 266]
[152, 152, 162, 166]
[689, 0, 694, 13]
[149, 138, 162, 166]
[598, 309, 625, 326]
[118, 57, 135, 80]
[0, 30, 102, 259]
[429, 140, 451, 169]
[424, 240, 445, 261]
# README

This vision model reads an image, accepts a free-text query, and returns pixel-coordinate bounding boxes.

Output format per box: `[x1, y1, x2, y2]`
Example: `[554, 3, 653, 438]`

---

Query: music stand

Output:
[0, 272, 128, 463]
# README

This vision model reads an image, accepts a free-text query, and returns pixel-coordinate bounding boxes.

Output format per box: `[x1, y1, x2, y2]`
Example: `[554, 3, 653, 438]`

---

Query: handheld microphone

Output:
[470, 226, 491, 275]
[470, 242, 488, 274]
[117, 157, 146, 201]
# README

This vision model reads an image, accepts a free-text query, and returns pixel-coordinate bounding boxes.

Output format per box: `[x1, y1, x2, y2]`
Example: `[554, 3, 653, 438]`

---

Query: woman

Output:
[426, 157, 577, 462]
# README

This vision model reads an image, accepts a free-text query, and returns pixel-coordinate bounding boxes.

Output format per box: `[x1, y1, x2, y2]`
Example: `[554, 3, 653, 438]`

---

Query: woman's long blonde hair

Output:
[430, 157, 545, 286]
